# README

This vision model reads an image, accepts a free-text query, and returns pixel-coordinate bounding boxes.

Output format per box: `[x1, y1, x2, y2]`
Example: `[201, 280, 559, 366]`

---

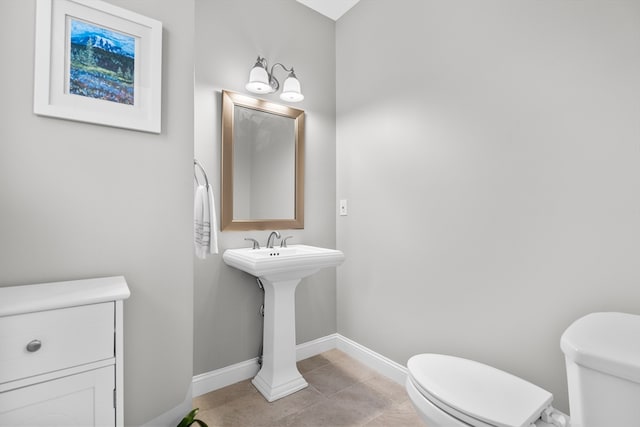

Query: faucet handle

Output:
[244, 237, 260, 249]
[280, 236, 294, 248]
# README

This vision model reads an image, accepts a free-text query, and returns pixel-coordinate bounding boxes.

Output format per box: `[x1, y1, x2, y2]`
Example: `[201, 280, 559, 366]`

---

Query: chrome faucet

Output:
[266, 231, 281, 248]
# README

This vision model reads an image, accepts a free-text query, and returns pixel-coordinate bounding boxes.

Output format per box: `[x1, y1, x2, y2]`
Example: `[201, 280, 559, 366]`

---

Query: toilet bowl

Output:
[406, 312, 640, 427]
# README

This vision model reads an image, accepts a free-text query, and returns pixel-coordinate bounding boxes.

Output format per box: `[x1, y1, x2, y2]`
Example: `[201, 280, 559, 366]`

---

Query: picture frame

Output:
[34, 0, 163, 133]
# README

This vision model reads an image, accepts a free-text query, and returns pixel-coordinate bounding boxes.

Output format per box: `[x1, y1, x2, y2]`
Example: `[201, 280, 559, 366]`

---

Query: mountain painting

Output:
[69, 19, 135, 105]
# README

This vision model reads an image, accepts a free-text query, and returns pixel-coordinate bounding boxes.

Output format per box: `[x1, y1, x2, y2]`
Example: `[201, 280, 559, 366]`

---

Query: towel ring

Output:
[194, 159, 210, 188]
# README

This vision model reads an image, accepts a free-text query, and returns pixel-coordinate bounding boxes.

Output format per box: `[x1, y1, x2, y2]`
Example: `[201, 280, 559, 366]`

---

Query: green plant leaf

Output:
[177, 408, 198, 427]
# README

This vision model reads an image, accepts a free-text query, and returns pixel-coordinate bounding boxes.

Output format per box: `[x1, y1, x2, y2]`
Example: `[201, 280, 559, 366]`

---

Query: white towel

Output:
[194, 183, 218, 259]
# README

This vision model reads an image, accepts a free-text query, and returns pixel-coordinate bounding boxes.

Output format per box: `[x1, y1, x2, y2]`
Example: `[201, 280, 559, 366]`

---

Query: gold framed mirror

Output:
[221, 90, 305, 231]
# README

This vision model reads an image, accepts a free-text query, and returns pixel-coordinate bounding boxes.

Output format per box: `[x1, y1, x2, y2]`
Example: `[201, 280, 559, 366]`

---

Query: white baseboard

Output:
[296, 333, 339, 361]
[192, 333, 407, 397]
[335, 335, 407, 385]
[192, 357, 260, 398]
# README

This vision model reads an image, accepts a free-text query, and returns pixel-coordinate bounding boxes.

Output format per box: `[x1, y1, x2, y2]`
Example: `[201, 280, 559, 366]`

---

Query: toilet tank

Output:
[561, 312, 640, 427]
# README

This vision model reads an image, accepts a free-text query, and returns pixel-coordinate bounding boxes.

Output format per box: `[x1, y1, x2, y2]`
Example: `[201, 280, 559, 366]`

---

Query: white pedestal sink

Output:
[223, 244, 345, 401]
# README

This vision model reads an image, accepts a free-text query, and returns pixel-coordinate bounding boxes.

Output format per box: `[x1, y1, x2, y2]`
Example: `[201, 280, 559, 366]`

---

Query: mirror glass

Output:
[233, 106, 295, 219]
[221, 90, 304, 230]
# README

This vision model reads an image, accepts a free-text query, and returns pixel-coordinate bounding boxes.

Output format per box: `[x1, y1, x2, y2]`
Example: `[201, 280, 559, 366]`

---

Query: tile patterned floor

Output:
[193, 349, 427, 426]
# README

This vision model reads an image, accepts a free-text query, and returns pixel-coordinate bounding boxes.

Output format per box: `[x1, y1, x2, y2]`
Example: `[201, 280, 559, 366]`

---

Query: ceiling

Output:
[296, 0, 360, 21]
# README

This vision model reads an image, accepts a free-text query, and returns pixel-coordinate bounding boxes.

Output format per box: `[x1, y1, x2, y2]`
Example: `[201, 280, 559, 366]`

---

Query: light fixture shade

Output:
[280, 75, 304, 102]
[246, 65, 273, 94]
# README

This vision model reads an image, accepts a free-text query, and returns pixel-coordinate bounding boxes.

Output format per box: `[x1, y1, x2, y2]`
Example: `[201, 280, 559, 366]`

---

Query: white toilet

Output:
[406, 312, 640, 427]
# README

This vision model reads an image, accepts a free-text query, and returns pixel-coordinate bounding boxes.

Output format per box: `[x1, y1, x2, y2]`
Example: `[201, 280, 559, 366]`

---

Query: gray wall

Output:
[336, 0, 640, 413]
[193, 0, 336, 376]
[0, 1, 195, 425]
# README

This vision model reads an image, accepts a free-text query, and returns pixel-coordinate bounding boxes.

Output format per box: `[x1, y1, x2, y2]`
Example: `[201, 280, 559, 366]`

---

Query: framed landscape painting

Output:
[34, 0, 162, 133]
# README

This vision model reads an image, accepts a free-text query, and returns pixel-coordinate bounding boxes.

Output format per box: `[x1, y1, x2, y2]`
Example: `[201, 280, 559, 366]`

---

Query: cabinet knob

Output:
[26, 339, 42, 352]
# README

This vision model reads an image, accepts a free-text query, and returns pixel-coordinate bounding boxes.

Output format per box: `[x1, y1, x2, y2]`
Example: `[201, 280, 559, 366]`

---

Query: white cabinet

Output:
[0, 277, 130, 426]
[0, 366, 115, 426]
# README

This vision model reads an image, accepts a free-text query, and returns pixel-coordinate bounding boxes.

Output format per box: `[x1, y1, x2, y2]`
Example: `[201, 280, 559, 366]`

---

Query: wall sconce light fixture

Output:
[245, 56, 304, 102]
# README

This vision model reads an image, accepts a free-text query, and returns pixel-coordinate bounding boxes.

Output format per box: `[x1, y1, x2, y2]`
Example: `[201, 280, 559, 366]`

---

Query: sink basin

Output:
[223, 244, 345, 402]
[223, 244, 345, 281]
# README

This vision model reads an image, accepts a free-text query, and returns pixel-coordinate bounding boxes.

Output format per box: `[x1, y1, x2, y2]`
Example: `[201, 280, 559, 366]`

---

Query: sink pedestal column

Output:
[252, 278, 308, 402]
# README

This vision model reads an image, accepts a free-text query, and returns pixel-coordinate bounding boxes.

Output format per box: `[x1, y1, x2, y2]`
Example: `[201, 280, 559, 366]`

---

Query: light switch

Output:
[339, 199, 348, 216]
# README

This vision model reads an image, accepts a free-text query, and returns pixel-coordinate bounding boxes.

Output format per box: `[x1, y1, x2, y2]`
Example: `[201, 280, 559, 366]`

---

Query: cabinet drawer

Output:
[0, 303, 114, 384]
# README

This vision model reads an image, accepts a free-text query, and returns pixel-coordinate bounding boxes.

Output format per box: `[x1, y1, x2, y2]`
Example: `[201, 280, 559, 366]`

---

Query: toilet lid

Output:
[407, 354, 553, 427]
